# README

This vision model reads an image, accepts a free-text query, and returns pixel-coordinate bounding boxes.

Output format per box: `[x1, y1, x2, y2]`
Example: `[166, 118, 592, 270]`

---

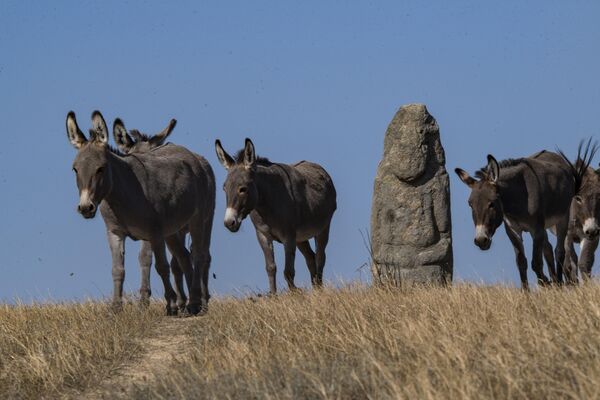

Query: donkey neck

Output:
[253, 163, 295, 218]
[103, 151, 149, 211]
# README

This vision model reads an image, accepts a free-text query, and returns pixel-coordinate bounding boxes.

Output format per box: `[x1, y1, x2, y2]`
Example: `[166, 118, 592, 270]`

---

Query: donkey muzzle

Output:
[474, 225, 491, 250]
[583, 218, 600, 239]
[224, 207, 241, 232]
[78, 202, 97, 219]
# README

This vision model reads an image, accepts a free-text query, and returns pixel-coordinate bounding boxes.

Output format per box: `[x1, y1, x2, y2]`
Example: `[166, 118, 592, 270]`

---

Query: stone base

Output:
[372, 264, 451, 286]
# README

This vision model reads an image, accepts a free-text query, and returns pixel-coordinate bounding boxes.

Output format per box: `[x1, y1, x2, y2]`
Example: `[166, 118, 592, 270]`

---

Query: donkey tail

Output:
[557, 137, 598, 193]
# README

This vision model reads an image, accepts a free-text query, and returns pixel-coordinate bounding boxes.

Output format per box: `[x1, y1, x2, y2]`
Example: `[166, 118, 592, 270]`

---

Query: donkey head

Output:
[455, 155, 504, 250]
[215, 138, 258, 232]
[113, 118, 177, 154]
[559, 139, 600, 240]
[66, 111, 113, 219]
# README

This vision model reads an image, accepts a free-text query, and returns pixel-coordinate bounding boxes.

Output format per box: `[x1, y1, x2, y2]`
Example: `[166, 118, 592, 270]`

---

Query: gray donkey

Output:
[215, 138, 337, 293]
[112, 117, 192, 312]
[455, 151, 574, 289]
[558, 140, 600, 283]
[66, 111, 215, 315]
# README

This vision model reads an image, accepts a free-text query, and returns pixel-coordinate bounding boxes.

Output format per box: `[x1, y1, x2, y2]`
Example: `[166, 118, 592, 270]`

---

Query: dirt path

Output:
[79, 316, 196, 399]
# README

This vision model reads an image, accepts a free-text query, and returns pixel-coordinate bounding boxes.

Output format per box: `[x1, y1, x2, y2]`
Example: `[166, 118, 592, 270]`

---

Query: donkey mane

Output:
[234, 149, 273, 166]
[475, 158, 526, 179]
[557, 138, 598, 193]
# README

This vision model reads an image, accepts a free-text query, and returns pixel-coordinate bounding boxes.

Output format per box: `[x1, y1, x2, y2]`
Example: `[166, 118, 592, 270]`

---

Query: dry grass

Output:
[3, 284, 600, 399]
[136, 284, 600, 400]
[0, 300, 163, 399]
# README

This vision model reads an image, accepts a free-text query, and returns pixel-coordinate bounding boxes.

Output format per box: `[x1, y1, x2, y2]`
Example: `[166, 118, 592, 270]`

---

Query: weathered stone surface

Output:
[370, 104, 453, 285]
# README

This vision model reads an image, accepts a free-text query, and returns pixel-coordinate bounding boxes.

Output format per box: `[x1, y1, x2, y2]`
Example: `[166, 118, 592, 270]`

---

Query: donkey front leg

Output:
[563, 231, 579, 285]
[531, 230, 551, 286]
[542, 232, 557, 284]
[151, 240, 178, 315]
[579, 237, 599, 281]
[283, 236, 298, 291]
[138, 241, 153, 306]
[256, 230, 277, 294]
[504, 225, 529, 290]
[107, 231, 126, 312]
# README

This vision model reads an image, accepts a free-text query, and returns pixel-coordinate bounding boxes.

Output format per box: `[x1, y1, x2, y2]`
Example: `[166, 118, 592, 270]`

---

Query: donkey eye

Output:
[239, 187, 248, 194]
[96, 167, 104, 175]
[72, 167, 78, 174]
[468, 201, 473, 208]
[575, 196, 583, 204]
[488, 202, 495, 209]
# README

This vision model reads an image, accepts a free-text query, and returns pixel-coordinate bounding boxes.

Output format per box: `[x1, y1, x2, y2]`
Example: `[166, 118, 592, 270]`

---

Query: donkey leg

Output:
[151, 241, 178, 315]
[554, 219, 569, 285]
[166, 234, 190, 312]
[504, 225, 529, 290]
[314, 222, 331, 286]
[256, 230, 277, 294]
[542, 232, 557, 284]
[531, 230, 551, 286]
[297, 241, 318, 286]
[138, 241, 153, 307]
[564, 234, 579, 285]
[189, 218, 212, 315]
[107, 231, 126, 311]
[283, 236, 298, 291]
[579, 237, 599, 282]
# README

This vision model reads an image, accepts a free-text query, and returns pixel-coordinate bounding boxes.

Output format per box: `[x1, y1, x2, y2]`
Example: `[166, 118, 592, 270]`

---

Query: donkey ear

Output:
[455, 168, 476, 188]
[215, 139, 235, 170]
[149, 118, 177, 146]
[243, 138, 256, 169]
[66, 111, 88, 149]
[113, 118, 134, 152]
[486, 154, 500, 183]
[90, 110, 109, 144]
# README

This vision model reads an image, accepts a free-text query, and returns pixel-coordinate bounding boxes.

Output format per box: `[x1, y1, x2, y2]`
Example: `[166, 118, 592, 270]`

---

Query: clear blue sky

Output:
[1, 1, 599, 301]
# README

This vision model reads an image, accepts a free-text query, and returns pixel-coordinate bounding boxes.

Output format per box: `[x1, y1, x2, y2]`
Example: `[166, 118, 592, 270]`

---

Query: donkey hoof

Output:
[186, 304, 208, 316]
[165, 305, 178, 316]
[111, 301, 124, 313]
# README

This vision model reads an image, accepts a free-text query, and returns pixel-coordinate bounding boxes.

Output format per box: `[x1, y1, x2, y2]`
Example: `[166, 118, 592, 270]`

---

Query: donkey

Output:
[66, 111, 215, 315]
[455, 151, 575, 289]
[112, 117, 192, 311]
[215, 138, 337, 293]
[558, 140, 600, 283]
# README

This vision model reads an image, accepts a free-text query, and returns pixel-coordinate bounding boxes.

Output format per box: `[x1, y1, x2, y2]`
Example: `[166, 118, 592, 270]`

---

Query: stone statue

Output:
[370, 104, 453, 285]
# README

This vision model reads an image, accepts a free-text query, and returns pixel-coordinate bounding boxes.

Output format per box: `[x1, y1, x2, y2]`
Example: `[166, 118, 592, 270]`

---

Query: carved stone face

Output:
[383, 104, 442, 182]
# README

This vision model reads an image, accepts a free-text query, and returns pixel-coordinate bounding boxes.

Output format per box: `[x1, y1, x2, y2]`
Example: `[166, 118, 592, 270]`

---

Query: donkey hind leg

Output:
[531, 230, 551, 286]
[108, 231, 126, 312]
[189, 216, 212, 315]
[541, 232, 557, 284]
[138, 241, 153, 307]
[257, 230, 277, 294]
[314, 222, 331, 286]
[151, 240, 178, 315]
[579, 238, 599, 282]
[166, 232, 192, 312]
[504, 225, 529, 290]
[297, 241, 318, 286]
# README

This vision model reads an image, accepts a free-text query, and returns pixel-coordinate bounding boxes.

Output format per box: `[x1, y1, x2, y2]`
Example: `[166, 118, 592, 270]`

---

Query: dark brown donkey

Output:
[215, 138, 337, 293]
[112, 117, 193, 312]
[66, 111, 214, 315]
[559, 140, 600, 283]
[455, 151, 574, 289]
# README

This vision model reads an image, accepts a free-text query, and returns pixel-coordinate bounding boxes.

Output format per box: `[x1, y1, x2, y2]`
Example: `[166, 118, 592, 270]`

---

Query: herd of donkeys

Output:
[65, 110, 336, 315]
[66, 110, 599, 316]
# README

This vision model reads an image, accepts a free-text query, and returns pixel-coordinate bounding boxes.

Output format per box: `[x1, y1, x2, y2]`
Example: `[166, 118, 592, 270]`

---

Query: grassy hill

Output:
[2, 284, 600, 399]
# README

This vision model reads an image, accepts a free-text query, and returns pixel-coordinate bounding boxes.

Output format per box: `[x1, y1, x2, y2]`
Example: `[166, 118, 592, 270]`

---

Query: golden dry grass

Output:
[0, 300, 163, 399]
[137, 284, 600, 400]
[3, 284, 600, 399]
